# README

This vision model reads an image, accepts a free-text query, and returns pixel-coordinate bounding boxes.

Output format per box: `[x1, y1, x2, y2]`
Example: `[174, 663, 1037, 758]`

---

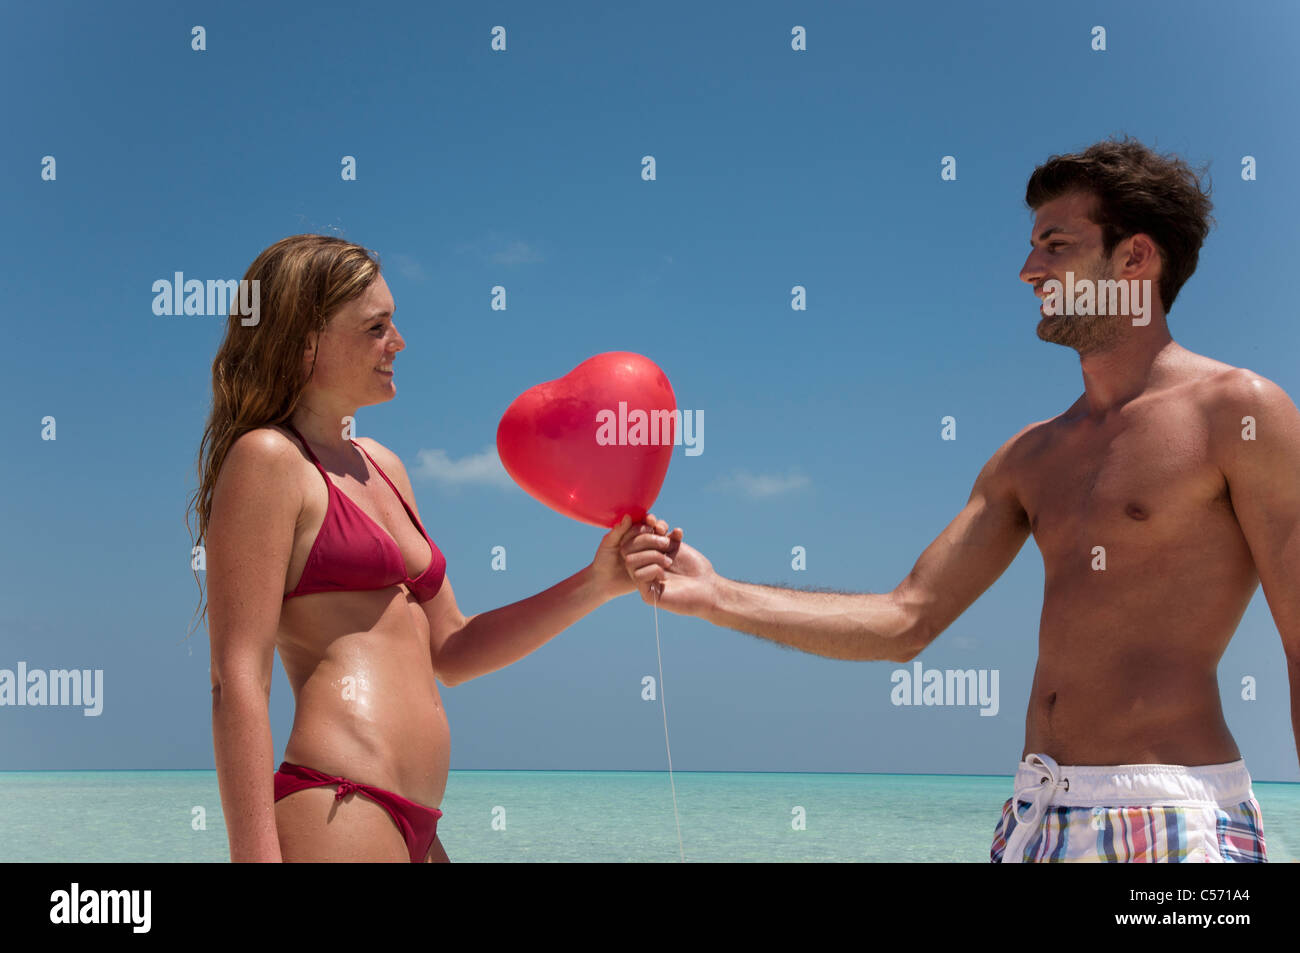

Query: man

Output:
[620, 137, 1299, 863]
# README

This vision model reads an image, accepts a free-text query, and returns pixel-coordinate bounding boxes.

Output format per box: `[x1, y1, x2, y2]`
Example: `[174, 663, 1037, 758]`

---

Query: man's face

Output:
[1019, 191, 1124, 354]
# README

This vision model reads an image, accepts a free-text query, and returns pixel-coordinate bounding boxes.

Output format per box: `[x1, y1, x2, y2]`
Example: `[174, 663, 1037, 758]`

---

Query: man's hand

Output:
[619, 513, 718, 616]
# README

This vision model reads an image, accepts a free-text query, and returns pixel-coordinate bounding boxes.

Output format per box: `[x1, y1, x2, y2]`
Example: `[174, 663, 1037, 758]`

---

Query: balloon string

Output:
[652, 588, 686, 862]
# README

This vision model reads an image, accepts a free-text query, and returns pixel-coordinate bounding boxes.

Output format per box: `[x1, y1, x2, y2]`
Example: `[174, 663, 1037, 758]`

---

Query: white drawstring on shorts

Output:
[1002, 753, 1070, 864]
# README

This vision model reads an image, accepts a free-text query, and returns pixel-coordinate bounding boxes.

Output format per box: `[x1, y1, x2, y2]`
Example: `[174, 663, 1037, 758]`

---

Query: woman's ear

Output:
[301, 332, 319, 375]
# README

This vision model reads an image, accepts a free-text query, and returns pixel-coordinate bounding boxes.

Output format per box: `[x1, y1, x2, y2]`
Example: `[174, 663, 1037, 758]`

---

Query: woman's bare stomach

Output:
[278, 595, 450, 807]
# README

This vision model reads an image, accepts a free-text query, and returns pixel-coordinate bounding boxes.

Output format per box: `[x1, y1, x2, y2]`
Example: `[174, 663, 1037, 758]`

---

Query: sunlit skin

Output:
[208, 274, 639, 862]
[621, 191, 1300, 769]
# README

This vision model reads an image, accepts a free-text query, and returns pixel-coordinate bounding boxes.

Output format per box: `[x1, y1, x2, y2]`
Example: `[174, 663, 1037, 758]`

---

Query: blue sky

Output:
[3, 0, 1299, 781]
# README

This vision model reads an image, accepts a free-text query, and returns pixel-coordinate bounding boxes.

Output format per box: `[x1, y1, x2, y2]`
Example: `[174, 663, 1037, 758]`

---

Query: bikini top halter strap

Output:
[284, 420, 356, 469]
[282, 420, 427, 536]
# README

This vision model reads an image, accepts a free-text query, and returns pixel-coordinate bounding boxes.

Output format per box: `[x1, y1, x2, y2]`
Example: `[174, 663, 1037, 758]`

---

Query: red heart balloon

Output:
[497, 352, 677, 527]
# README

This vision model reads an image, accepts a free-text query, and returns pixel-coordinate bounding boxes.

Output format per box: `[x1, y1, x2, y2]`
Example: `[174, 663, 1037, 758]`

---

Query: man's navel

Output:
[1124, 502, 1149, 521]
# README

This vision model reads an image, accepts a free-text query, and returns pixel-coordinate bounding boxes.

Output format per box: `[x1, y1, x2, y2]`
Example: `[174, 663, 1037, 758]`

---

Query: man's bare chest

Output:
[1016, 403, 1233, 560]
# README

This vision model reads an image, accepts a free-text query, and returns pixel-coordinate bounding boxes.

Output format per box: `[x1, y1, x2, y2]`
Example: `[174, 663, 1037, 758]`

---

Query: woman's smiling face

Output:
[303, 274, 405, 408]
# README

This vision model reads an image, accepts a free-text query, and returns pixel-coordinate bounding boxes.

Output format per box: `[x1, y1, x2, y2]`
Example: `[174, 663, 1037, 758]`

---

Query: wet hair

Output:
[185, 234, 381, 636]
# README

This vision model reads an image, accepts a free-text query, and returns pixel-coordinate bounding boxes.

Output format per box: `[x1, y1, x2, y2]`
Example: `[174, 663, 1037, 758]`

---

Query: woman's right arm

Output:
[206, 430, 301, 862]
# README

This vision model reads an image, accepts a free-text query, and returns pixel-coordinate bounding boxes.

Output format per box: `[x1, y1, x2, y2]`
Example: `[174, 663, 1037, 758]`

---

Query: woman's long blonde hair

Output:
[185, 234, 382, 636]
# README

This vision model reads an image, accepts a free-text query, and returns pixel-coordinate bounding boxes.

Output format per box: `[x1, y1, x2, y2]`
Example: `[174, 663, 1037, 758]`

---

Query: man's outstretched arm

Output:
[622, 427, 1036, 662]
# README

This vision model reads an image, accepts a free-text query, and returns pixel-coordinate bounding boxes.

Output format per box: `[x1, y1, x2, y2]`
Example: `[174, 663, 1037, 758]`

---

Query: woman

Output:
[189, 235, 648, 862]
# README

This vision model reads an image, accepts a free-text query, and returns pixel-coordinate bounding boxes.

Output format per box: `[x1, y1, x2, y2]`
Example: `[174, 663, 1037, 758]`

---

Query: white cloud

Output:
[712, 470, 810, 500]
[490, 240, 543, 265]
[391, 253, 428, 282]
[454, 235, 545, 266]
[412, 446, 516, 490]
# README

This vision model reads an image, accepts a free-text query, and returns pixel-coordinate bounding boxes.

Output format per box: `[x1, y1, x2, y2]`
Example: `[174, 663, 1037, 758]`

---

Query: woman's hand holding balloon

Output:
[587, 515, 644, 600]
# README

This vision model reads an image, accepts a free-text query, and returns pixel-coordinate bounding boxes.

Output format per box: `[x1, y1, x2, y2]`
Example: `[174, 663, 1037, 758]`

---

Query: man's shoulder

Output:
[980, 415, 1062, 487]
[1146, 348, 1281, 404]
[1002, 413, 1065, 460]
[1197, 363, 1293, 412]
[1171, 359, 1300, 469]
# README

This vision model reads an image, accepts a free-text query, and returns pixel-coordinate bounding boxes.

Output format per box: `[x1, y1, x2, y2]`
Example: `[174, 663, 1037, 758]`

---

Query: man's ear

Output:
[1120, 233, 1161, 280]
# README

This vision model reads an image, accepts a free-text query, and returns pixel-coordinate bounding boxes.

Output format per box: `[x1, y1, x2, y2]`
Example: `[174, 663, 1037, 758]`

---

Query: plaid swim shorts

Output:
[990, 753, 1266, 863]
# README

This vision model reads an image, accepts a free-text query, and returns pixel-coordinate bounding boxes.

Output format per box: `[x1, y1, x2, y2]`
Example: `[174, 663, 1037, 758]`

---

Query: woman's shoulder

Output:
[354, 433, 401, 468]
[233, 424, 302, 459]
[218, 425, 307, 484]
[354, 435, 417, 494]
[211, 425, 308, 515]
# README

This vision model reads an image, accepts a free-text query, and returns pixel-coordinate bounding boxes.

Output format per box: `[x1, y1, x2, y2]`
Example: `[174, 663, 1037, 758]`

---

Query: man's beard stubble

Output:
[1036, 255, 1126, 355]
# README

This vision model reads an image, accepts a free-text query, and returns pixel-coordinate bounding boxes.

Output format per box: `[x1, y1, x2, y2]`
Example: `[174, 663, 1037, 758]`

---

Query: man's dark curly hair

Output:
[1026, 136, 1215, 314]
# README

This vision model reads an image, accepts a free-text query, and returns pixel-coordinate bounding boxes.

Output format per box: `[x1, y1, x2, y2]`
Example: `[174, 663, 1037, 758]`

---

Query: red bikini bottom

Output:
[273, 761, 443, 863]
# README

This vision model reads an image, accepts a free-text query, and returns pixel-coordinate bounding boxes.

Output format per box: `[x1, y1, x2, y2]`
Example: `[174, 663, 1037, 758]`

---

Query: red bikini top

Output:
[281, 422, 447, 602]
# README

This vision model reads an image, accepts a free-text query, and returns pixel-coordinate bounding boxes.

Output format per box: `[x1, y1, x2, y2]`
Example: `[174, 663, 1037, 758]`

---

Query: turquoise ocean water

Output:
[2, 770, 1297, 863]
